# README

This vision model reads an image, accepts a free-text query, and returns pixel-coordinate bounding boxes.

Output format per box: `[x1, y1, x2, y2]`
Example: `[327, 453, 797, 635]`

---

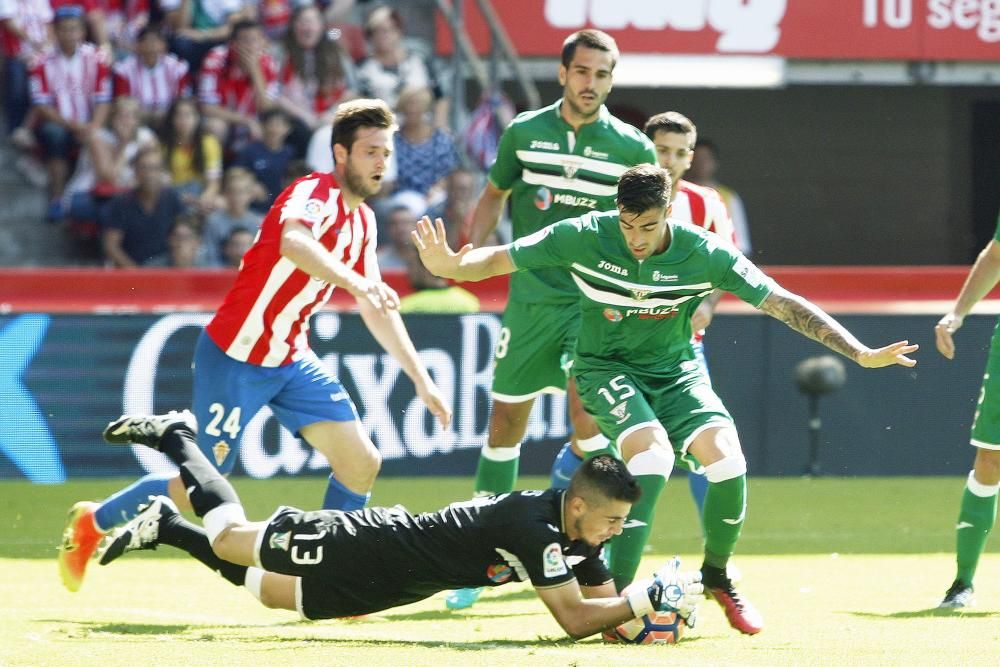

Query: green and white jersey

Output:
[489, 100, 657, 304]
[508, 210, 777, 372]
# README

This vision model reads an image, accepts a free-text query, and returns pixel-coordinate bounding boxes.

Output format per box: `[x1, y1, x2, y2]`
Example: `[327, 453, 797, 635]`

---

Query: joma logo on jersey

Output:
[652, 270, 678, 282]
[530, 139, 560, 150]
[553, 193, 597, 208]
[598, 260, 628, 276]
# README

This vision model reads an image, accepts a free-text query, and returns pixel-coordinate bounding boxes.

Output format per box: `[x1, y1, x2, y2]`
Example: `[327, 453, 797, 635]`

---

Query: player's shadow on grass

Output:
[378, 609, 542, 622]
[847, 609, 1000, 619]
[42, 620, 195, 635]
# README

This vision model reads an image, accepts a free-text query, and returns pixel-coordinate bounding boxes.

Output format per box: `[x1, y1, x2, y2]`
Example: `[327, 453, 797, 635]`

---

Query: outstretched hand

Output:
[411, 216, 471, 279]
[856, 341, 919, 368]
[934, 313, 963, 360]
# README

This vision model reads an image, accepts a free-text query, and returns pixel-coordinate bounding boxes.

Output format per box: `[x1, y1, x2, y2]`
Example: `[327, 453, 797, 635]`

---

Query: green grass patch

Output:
[1, 475, 984, 558]
[1, 476, 998, 664]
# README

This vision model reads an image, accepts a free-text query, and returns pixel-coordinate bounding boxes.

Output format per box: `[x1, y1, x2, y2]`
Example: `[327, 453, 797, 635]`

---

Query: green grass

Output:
[1, 476, 998, 665]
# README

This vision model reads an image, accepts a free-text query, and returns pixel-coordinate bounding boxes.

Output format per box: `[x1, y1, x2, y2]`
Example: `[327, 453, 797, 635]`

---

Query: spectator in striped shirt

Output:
[49, 0, 109, 54]
[0, 0, 53, 138]
[29, 4, 112, 220]
[113, 23, 191, 129]
[198, 18, 278, 154]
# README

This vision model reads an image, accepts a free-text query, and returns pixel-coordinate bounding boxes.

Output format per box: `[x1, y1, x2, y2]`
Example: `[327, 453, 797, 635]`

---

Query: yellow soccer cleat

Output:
[58, 501, 104, 592]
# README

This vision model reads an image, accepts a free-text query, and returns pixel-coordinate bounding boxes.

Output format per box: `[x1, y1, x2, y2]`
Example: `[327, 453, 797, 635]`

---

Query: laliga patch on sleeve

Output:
[542, 542, 568, 578]
[732, 255, 764, 288]
[301, 198, 326, 223]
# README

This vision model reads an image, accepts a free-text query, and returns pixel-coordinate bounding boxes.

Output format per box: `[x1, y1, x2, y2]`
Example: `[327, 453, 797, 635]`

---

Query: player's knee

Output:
[626, 443, 675, 479]
[973, 449, 1000, 485]
[352, 446, 382, 487]
[210, 525, 238, 560]
[258, 584, 284, 609]
[488, 402, 530, 445]
[703, 454, 747, 483]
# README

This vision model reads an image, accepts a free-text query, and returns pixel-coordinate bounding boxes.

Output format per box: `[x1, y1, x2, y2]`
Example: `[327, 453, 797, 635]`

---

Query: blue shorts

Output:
[191, 331, 358, 473]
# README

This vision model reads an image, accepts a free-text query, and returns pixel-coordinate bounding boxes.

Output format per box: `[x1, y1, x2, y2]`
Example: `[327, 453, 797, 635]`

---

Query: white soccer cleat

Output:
[98, 496, 178, 566]
[102, 410, 197, 449]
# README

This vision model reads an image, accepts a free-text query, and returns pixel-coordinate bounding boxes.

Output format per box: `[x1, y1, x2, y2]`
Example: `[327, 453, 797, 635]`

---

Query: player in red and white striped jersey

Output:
[56, 99, 451, 593]
[112, 23, 190, 126]
[29, 5, 111, 214]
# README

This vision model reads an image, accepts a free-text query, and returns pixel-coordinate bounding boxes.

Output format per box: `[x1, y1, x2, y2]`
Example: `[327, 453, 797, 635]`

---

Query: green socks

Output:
[702, 474, 747, 569]
[955, 470, 999, 586]
[473, 444, 521, 496]
[609, 473, 665, 590]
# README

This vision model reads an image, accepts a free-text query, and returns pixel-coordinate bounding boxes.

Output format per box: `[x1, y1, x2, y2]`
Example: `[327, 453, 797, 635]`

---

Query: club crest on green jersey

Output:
[561, 157, 583, 179]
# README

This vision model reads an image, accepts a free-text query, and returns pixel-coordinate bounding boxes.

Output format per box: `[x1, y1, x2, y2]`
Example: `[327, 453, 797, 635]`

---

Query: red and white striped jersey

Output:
[206, 172, 380, 367]
[0, 0, 53, 59]
[29, 43, 112, 123]
[674, 180, 738, 343]
[673, 179, 738, 247]
[198, 44, 278, 115]
[113, 53, 191, 114]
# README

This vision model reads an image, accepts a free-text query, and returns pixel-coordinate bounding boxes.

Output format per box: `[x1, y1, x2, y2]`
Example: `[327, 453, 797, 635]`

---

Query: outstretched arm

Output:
[412, 216, 515, 282]
[758, 285, 918, 368]
[468, 181, 510, 247]
[936, 239, 1000, 359]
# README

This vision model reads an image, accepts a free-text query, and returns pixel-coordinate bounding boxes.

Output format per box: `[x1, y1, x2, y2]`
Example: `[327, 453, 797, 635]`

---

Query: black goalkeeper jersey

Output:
[258, 489, 613, 618]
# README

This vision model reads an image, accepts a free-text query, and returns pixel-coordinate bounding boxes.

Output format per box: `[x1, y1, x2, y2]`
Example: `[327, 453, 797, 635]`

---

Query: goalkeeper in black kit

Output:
[96, 411, 704, 640]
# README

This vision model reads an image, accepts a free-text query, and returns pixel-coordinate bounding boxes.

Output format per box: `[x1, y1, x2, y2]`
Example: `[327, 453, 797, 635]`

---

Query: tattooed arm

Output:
[758, 285, 919, 368]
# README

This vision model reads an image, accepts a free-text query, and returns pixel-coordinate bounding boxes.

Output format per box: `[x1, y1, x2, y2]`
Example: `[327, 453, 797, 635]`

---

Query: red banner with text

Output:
[437, 1, 1000, 61]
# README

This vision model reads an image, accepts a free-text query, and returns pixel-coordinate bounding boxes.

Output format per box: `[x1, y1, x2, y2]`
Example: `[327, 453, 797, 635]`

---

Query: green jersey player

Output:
[414, 164, 919, 635]
[933, 211, 1000, 609]
[450, 28, 656, 610]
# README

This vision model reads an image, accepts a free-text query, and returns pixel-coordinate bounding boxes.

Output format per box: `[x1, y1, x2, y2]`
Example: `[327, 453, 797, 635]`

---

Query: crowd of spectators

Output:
[1, 0, 479, 274]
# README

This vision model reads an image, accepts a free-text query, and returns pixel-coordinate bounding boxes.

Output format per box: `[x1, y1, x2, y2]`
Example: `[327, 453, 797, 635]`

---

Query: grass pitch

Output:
[1, 476, 998, 666]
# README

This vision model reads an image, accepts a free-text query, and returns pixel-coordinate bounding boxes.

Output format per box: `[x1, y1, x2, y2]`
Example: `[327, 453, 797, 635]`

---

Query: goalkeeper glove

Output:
[626, 556, 704, 623]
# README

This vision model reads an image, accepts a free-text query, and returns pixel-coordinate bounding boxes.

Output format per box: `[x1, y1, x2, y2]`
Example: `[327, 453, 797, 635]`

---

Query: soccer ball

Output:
[611, 609, 686, 644]
[609, 582, 687, 645]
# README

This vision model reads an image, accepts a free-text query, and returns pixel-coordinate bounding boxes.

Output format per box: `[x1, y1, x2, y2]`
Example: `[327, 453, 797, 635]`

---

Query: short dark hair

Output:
[259, 107, 289, 126]
[330, 98, 395, 156]
[643, 111, 697, 148]
[616, 164, 672, 216]
[567, 455, 641, 505]
[230, 19, 261, 40]
[561, 29, 619, 70]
